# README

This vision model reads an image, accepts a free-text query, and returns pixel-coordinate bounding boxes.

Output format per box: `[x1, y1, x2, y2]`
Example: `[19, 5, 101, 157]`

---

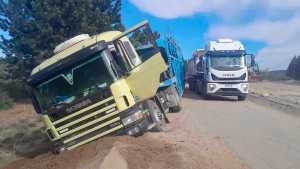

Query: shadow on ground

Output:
[183, 90, 237, 102]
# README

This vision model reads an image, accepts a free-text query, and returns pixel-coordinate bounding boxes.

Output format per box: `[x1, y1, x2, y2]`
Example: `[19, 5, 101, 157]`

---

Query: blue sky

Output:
[1, 0, 299, 70]
[123, 0, 300, 70]
[122, 1, 264, 59]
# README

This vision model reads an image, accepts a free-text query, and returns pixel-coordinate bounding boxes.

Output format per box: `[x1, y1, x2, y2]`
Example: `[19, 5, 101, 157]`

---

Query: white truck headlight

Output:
[122, 111, 144, 126]
[208, 83, 217, 91]
[241, 83, 249, 91]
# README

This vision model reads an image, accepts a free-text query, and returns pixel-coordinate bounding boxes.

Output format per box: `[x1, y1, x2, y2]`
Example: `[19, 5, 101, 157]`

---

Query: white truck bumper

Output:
[206, 82, 249, 96]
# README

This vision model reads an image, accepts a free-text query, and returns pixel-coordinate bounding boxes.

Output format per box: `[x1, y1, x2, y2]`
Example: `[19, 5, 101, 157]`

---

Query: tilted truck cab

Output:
[28, 21, 179, 152]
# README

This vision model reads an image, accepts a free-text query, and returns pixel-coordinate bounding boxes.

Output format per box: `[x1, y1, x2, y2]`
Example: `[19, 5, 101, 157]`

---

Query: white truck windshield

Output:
[210, 55, 244, 71]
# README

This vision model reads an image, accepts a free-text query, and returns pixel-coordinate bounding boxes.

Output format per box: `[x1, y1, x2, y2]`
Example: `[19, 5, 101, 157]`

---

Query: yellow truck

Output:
[27, 21, 181, 152]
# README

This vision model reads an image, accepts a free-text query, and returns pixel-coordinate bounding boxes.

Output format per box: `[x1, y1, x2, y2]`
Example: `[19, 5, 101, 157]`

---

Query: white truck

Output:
[187, 39, 249, 100]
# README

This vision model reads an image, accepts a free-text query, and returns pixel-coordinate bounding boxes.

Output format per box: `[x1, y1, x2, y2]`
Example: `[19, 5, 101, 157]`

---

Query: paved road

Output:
[181, 93, 300, 169]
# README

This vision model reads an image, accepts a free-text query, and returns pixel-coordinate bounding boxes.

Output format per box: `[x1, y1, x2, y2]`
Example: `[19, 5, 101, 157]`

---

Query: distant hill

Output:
[260, 70, 291, 81]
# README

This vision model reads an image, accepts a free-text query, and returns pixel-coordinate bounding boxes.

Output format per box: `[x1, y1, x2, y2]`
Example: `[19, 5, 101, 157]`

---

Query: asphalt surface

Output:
[181, 93, 300, 169]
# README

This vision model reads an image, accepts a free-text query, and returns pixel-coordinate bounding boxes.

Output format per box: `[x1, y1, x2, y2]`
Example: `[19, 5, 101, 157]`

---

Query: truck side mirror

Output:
[245, 54, 255, 67]
[250, 55, 256, 67]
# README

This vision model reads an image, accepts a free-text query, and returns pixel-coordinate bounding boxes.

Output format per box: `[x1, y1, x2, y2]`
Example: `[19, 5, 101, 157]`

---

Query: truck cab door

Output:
[112, 21, 167, 101]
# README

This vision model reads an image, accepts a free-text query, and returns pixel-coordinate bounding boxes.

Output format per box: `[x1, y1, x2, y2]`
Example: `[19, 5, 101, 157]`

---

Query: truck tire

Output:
[189, 80, 196, 91]
[188, 82, 193, 91]
[238, 95, 247, 101]
[52, 142, 65, 154]
[167, 86, 182, 113]
[202, 85, 210, 99]
[145, 100, 166, 132]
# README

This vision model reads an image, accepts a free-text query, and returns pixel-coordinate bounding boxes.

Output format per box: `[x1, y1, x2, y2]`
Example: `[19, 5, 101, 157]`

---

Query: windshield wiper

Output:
[228, 65, 242, 67]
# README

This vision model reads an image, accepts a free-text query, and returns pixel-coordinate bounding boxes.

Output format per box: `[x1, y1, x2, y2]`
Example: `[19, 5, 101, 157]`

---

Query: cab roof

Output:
[31, 31, 122, 76]
[206, 39, 245, 52]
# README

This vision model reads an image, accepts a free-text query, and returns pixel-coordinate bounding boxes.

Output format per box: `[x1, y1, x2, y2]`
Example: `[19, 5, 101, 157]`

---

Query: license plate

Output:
[224, 84, 233, 88]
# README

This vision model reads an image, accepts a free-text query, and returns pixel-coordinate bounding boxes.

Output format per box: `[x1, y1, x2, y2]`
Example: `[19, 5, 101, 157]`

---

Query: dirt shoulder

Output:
[0, 101, 250, 169]
[250, 81, 300, 113]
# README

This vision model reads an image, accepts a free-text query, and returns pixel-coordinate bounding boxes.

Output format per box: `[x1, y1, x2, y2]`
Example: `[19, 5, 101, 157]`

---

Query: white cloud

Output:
[207, 15, 300, 70]
[207, 16, 300, 45]
[129, 0, 300, 19]
[256, 44, 300, 70]
[129, 0, 254, 19]
[128, 0, 204, 19]
[129, 0, 300, 70]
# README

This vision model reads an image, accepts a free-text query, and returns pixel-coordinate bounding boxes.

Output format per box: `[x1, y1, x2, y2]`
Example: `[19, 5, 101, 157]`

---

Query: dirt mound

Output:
[99, 147, 127, 169]
[1, 128, 250, 169]
[0, 103, 38, 128]
[1, 135, 186, 169]
[0, 100, 251, 169]
[0, 103, 47, 167]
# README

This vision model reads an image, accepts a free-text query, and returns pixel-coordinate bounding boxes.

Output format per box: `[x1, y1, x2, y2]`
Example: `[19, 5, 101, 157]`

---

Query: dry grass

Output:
[0, 103, 51, 168]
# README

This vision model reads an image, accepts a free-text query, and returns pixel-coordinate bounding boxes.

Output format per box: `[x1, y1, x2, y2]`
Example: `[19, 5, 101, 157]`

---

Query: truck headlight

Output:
[208, 83, 217, 91]
[241, 83, 249, 91]
[122, 111, 145, 126]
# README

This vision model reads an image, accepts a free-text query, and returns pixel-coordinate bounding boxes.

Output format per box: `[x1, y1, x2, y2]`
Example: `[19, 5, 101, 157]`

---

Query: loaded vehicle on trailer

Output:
[187, 39, 250, 101]
[27, 21, 182, 152]
[157, 36, 185, 112]
[186, 49, 205, 92]
[247, 54, 261, 82]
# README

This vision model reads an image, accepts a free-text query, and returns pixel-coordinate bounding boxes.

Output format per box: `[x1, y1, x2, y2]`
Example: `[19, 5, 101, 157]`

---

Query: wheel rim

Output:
[153, 107, 164, 123]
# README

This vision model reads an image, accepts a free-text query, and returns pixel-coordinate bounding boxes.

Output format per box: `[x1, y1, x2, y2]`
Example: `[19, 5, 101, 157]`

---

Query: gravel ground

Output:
[182, 81, 300, 169]
[250, 81, 300, 110]
[2, 81, 299, 169]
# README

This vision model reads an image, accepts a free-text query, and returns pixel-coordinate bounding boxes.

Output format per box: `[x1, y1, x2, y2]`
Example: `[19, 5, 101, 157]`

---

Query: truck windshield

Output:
[34, 52, 113, 113]
[209, 55, 244, 71]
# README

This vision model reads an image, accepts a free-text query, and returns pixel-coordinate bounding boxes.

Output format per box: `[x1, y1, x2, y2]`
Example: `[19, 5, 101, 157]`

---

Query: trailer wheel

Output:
[167, 86, 182, 113]
[145, 100, 166, 132]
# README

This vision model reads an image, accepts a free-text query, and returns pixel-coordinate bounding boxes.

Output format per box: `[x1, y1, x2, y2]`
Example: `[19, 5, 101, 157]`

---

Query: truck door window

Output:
[110, 49, 128, 74]
[128, 27, 159, 62]
[123, 40, 142, 66]
[113, 22, 159, 70]
[115, 41, 132, 71]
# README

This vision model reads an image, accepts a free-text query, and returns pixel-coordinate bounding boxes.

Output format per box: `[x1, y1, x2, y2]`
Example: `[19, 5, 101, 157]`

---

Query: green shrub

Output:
[0, 92, 14, 110]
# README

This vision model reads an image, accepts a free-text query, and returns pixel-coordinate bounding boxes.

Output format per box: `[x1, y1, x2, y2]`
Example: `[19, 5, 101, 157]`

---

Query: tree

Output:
[287, 56, 296, 78]
[0, 0, 123, 77]
[0, 60, 14, 110]
[287, 55, 300, 80]
[0, 0, 124, 100]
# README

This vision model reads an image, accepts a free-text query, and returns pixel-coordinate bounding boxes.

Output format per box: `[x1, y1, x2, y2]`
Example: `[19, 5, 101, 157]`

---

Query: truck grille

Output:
[218, 88, 240, 92]
[211, 73, 246, 81]
[50, 96, 123, 150]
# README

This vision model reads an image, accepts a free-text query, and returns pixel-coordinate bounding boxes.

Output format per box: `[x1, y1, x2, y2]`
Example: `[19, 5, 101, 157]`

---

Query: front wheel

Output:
[145, 100, 166, 132]
[238, 95, 247, 101]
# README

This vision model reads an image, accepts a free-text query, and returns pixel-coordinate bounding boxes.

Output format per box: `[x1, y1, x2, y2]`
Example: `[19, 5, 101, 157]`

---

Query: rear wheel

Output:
[189, 80, 196, 91]
[145, 100, 166, 132]
[166, 86, 182, 113]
